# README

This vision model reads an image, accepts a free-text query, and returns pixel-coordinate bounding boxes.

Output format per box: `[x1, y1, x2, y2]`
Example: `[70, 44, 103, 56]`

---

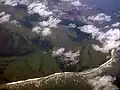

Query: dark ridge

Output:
[32, 38, 53, 51]
[59, 19, 86, 27]
[113, 77, 120, 89]
[0, 51, 32, 57]
[14, 4, 27, 11]
[24, 13, 41, 21]
[0, 25, 33, 57]
[18, 19, 34, 28]
[68, 28, 91, 42]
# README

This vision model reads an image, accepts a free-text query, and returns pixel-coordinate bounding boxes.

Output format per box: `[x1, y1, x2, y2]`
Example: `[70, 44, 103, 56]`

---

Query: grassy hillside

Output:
[0, 4, 109, 83]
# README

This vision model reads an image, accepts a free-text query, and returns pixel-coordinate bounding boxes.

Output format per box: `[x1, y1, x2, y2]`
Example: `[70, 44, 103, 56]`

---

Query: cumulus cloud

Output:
[89, 76, 115, 90]
[104, 26, 109, 28]
[32, 26, 52, 37]
[4, 0, 18, 6]
[112, 22, 120, 27]
[39, 16, 61, 28]
[52, 47, 65, 56]
[101, 28, 120, 41]
[78, 25, 99, 38]
[41, 28, 52, 36]
[52, 48, 80, 66]
[32, 16, 61, 37]
[79, 25, 120, 53]
[28, 2, 52, 17]
[93, 41, 120, 53]
[4, 0, 29, 6]
[0, 11, 5, 16]
[88, 13, 111, 22]
[61, 0, 82, 7]
[64, 50, 80, 61]
[61, 0, 73, 2]
[68, 23, 76, 28]
[32, 26, 42, 34]
[93, 28, 120, 52]
[0, 11, 11, 23]
[10, 20, 22, 27]
[0, 11, 20, 26]
[71, 0, 82, 7]
[3, 0, 52, 17]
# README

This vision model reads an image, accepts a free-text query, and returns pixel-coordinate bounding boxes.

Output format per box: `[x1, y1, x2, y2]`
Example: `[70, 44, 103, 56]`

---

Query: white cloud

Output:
[0, 11, 11, 23]
[41, 28, 52, 36]
[28, 2, 52, 17]
[10, 20, 21, 27]
[61, 0, 82, 7]
[71, 0, 82, 7]
[79, 25, 120, 53]
[52, 47, 80, 59]
[3, 0, 52, 17]
[93, 41, 120, 53]
[112, 22, 120, 27]
[32, 26, 52, 37]
[69, 23, 76, 28]
[93, 28, 120, 52]
[52, 48, 80, 66]
[64, 50, 80, 61]
[89, 76, 115, 90]
[39, 16, 61, 28]
[4, 0, 18, 6]
[63, 50, 80, 66]
[4, 0, 29, 6]
[0, 11, 5, 16]
[39, 21, 49, 27]
[32, 26, 42, 34]
[104, 26, 109, 28]
[88, 13, 111, 22]
[61, 0, 73, 2]
[103, 28, 120, 41]
[52, 47, 65, 56]
[33, 16, 61, 37]
[79, 25, 99, 38]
